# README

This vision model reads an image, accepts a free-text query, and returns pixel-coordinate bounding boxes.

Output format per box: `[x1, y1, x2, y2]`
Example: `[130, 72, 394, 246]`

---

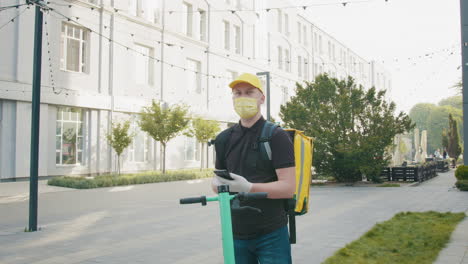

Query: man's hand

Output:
[216, 173, 253, 193]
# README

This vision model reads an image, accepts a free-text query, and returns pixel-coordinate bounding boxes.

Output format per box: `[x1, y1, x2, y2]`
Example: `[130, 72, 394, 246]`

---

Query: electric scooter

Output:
[180, 185, 267, 264]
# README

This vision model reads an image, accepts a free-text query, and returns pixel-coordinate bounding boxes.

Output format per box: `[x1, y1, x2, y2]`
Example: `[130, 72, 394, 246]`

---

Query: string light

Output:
[43, 14, 62, 94]
[0, 5, 30, 31]
[165, 0, 386, 14]
[0, 2, 30, 12]
[46, 0, 456, 69]
[27, 0, 443, 97]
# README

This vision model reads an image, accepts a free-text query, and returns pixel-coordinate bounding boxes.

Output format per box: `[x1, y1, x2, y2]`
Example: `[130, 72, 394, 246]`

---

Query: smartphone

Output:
[213, 169, 234, 180]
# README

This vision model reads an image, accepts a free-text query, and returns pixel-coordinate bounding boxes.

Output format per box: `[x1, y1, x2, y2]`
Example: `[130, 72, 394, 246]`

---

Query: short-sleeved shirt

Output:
[215, 116, 295, 239]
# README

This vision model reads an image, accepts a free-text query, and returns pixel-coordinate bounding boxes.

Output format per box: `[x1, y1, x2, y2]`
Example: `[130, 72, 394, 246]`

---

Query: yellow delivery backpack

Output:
[284, 129, 314, 215]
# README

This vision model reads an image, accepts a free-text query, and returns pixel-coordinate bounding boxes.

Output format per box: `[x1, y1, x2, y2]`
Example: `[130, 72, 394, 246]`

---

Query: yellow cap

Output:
[229, 73, 264, 94]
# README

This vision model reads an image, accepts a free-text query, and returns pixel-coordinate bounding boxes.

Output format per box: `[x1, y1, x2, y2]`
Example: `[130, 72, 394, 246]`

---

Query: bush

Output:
[48, 169, 213, 189]
[455, 180, 468, 191]
[455, 165, 468, 180]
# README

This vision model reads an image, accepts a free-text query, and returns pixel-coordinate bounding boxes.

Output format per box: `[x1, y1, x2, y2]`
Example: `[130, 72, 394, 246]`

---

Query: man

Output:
[212, 73, 296, 264]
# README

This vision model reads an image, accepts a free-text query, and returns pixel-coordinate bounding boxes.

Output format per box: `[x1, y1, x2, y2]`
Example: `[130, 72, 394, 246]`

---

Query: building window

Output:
[277, 46, 283, 70]
[303, 25, 307, 45]
[60, 23, 89, 73]
[319, 35, 323, 54]
[277, 9, 282, 33]
[134, 44, 154, 85]
[285, 49, 290, 72]
[304, 59, 308, 80]
[281, 86, 288, 104]
[234, 25, 241, 54]
[199, 9, 207, 41]
[128, 117, 149, 163]
[226, 70, 238, 88]
[298, 56, 302, 77]
[56, 107, 84, 165]
[186, 58, 201, 93]
[284, 13, 289, 35]
[182, 2, 193, 37]
[331, 44, 334, 61]
[223, 20, 230, 50]
[185, 136, 200, 161]
[252, 25, 256, 58]
[314, 32, 318, 51]
[130, 0, 159, 23]
[297, 22, 301, 43]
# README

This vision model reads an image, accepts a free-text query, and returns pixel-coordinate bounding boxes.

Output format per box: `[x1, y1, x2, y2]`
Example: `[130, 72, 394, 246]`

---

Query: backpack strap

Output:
[259, 121, 279, 160]
[209, 126, 235, 169]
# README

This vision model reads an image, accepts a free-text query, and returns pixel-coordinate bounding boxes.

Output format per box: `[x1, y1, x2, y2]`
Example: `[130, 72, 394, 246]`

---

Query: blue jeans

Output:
[234, 226, 292, 264]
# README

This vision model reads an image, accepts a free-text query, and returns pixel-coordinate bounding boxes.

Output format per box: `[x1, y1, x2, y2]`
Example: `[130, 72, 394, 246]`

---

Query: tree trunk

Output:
[117, 154, 120, 175]
[200, 143, 204, 171]
[206, 143, 210, 169]
[162, 143, 166, 174]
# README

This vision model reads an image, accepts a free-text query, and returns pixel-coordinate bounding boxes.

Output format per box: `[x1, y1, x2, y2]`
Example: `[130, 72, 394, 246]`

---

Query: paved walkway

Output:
[0, 170, 466, 263]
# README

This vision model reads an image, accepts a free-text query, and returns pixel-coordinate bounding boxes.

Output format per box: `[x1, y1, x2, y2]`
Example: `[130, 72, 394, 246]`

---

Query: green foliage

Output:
[409, 103, 436, 132]
[409, 98, 463, 153]
[438, 96, 462, 110]
[447, 114, 462, 160]
[139, 100, 190, 173]
[47, 169, 213, 189]
[279, 74, 414, 183]
[106, 120, 133, 175]
[185, 117, 221, 143]
[323, 211, 466, 264]
[455, 180, 468, 191]
[377, 183, 400, 187]
[455, 165, 468, 180]
[441, 129, 449, 150]
[185, 117, 221, 170]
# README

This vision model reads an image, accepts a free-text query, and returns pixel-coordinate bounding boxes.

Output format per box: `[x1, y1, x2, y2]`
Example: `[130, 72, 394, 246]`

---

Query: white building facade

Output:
[0, 0, 391, 180]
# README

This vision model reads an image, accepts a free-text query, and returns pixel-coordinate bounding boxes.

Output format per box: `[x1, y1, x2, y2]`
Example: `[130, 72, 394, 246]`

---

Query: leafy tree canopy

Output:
[409, 99, 463, 153]
[280, 74, 413, 183]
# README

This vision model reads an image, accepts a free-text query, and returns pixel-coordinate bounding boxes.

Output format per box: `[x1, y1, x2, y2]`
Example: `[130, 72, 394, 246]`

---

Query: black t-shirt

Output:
[215, 116, 295, 239]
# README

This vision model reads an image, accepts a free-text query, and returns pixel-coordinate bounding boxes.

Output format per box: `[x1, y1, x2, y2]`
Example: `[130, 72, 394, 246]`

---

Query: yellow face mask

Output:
[234, 97, 259, 119]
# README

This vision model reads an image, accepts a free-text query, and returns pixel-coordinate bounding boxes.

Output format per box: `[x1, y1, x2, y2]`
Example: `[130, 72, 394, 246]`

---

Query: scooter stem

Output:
[218, 185, 236, 264]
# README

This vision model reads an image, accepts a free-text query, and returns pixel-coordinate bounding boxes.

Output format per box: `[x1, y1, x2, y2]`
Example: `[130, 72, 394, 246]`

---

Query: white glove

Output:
[216, 173, 253, 193]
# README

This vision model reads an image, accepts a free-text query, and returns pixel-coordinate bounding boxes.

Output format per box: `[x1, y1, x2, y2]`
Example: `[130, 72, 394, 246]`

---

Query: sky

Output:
[298, 0, 462, 114]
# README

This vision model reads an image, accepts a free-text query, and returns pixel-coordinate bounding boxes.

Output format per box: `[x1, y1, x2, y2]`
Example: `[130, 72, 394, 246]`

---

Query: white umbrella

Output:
[421, 130, 428, 160]
[414, 128, 421, 163]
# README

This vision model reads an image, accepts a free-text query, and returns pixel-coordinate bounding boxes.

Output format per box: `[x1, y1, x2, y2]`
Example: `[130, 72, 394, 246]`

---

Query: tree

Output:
[280, 74, 414, 183]
[106, 120, 133, 175]
[442, 129, 449, 152]
[447, 114, 462, 160]
[409, 100, 463, 153]
[185, 117, 221, 170]
[439, 96, 462, 110]
[139, 100, 190, 173]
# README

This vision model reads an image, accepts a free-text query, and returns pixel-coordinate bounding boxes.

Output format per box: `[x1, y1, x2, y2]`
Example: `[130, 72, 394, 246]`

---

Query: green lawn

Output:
[377, 183, 400, 187]
[323, 211, 465, 264]
[48, 169, 213, 189]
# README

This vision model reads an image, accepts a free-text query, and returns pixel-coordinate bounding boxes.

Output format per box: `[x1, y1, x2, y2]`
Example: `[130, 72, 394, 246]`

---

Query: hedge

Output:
[48, 169, 213, 189]
[455, 180, 468, 191]
[455, 165, 468, 181]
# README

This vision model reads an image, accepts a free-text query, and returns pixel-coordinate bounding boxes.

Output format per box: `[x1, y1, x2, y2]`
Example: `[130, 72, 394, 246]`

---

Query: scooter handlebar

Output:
[180, 196, 207, 205]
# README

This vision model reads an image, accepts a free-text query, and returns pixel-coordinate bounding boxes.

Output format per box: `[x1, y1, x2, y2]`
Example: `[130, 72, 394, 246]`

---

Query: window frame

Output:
[186, 58, 202, 94]
[223, 20, 230, 50]
[134, 43, 154, 86]
[55, 107, 85, 166]
[60, 23, 90, 73]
